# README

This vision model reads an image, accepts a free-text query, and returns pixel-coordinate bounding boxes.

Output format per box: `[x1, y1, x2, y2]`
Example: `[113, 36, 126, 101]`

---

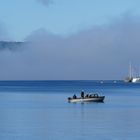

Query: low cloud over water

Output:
[0, 14, 140, 80]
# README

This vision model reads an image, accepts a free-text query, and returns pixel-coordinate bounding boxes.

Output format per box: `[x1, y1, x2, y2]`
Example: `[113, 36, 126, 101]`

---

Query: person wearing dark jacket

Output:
[73, 94, 77, 99]
[81, 90, 84, 98]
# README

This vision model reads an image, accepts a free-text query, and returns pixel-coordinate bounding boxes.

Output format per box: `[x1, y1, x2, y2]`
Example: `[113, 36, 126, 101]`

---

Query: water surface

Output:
[0, 80, 140, 140]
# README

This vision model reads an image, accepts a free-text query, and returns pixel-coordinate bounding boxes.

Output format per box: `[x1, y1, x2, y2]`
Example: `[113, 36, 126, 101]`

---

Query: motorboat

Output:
[68, 93, 105, 103]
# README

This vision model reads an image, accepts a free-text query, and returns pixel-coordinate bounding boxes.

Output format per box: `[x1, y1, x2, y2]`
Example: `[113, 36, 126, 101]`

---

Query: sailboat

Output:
[125, 63, 140, 83]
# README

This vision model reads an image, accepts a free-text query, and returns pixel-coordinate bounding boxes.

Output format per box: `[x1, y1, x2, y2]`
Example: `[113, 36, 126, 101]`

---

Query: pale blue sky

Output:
[1, 0, 140, 41]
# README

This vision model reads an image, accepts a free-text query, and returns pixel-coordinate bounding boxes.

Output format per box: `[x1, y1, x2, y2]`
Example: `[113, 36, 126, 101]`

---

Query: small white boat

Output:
[68, 94, 105, 103]
[125, 62, 140, 83]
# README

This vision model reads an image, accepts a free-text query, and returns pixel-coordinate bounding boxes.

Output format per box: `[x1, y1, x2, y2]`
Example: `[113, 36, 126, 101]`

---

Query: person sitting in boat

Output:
[73, 94, 77, 99]
[68, 97, 71, 100]
[89, 94, 92, 98]
[85, 94, 89, 98]
[81, 90, 84, 98]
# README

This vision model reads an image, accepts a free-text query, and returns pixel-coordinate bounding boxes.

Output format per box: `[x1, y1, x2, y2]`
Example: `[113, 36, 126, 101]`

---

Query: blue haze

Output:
[0, 81, 140, 140]
[1, 14, 140, 80]
[1, 1, 140, 80]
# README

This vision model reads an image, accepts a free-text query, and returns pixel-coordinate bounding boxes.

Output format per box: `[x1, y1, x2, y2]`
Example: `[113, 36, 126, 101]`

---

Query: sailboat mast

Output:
[129, 62, 132, 79]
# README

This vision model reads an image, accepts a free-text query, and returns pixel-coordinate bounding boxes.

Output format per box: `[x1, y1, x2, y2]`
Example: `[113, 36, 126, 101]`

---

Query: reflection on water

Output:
[0, 86, 140, 139]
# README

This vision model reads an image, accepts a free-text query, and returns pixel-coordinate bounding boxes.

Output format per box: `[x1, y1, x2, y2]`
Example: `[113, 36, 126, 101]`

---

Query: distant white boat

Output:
[125, 63, 140, 83]
[68, 93, 105, 103]
[100, 81, 104, 84]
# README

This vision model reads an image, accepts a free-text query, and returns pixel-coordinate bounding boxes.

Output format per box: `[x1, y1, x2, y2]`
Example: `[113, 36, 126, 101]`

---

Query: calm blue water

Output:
[0, 80, 140, 140]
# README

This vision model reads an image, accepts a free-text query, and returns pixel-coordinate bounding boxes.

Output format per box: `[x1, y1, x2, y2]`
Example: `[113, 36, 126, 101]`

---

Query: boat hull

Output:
[125, 77, 140, 83]
[68, 96, 105, 103]
[132, 78, 140, 83]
